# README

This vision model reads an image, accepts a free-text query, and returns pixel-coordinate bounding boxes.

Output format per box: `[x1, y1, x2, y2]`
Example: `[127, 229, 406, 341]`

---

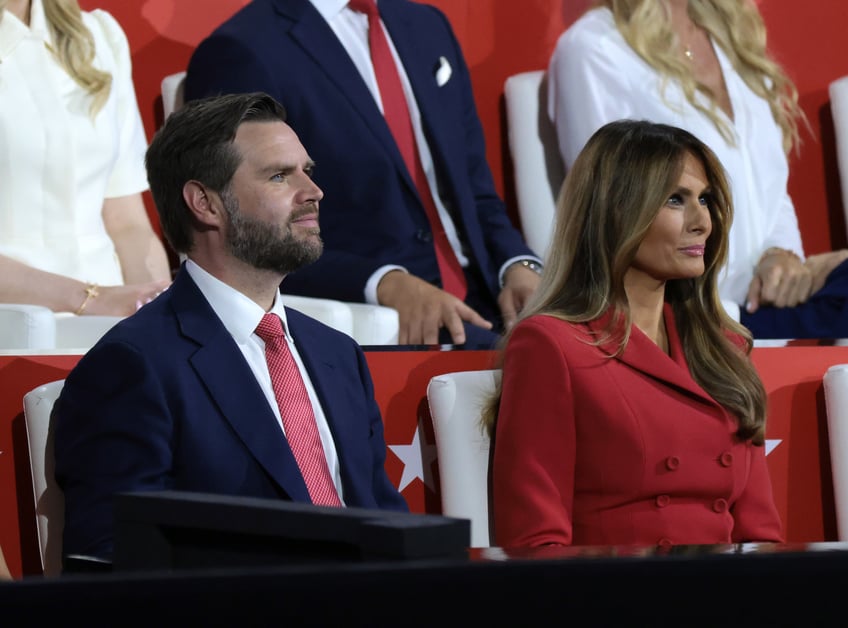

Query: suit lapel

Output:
[379, 2, 454, 190]
[171, 270, 311, 502]
[273, 0, 414, 192]
[591, 304, 716, 406]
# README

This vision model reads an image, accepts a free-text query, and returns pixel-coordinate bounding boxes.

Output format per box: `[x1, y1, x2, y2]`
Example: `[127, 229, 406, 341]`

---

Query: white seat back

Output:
[347, 302, 400, 345]
[54, 313, 124, 351]
[279, 294, 355, 338]
[23, 379, 66, 576]
[426, 369, 501, 547]
[830, 75, 848, 243]
[504, 70, 565, 260]
[161, 71, 187, 120]
[823, 364, 848, 540]
[0, 304, 56, 350]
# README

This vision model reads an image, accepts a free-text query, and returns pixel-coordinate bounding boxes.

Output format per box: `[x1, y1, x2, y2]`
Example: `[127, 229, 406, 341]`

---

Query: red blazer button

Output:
[657, 538, 673, 549]
[655, 494, 670, 508]
[719, 452, 734, 467]
[712, 498, 728, 513]
[665, 456, 680, 471]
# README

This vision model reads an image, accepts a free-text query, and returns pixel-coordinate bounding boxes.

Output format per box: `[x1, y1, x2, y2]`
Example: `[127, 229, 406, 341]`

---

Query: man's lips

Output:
[291, 211, 319, 227]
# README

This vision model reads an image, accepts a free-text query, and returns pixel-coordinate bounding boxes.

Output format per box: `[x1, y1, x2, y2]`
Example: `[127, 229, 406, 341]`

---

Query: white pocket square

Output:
[435, 56, 452, 87]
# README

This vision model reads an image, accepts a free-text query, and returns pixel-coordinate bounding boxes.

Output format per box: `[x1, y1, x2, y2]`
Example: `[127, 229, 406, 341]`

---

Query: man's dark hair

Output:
[145, 92, 288, 253]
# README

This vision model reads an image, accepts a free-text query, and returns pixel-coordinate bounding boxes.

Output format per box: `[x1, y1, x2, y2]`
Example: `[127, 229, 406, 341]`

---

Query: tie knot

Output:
[348, 0, 378, 18]
[255, 313, 285, 343]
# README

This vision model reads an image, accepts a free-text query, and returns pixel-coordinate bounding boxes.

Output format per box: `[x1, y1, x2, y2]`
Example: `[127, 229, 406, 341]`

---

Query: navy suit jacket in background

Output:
[185, 0, 537, 305]
[53, 268, 408, 560]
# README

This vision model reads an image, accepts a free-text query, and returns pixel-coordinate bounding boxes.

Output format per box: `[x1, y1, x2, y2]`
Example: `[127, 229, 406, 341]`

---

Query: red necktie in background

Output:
[255, 313, 342, 506]
[349, 0, 467, 299]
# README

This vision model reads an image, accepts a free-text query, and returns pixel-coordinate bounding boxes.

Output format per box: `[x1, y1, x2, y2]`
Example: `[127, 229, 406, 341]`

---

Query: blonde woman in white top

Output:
[0, 0, 170, 316]
[548, 0, 848, 339]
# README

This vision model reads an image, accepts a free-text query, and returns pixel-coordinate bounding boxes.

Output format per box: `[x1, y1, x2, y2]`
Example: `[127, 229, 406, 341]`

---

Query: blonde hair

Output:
[1, 0, 111, 116]
[482, 120, 768, 445]
[597, 0, 804, 153]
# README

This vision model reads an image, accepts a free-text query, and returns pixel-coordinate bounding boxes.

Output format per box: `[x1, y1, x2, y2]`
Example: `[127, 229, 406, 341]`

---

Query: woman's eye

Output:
[667, 193, 684, 206]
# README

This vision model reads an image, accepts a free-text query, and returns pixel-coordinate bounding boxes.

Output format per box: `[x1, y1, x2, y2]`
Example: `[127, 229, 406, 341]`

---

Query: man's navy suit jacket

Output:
[185, 0, 538, 304]
[54, 268, 408, 560]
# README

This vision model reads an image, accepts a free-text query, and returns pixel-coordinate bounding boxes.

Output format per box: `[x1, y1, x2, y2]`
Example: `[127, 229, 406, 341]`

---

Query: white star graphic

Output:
[388, 424, 438, 492]
[765, 439, 781, 456]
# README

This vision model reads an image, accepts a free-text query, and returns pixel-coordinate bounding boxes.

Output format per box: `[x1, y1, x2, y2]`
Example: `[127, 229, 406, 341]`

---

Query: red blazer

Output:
[492, 306, 784, 549]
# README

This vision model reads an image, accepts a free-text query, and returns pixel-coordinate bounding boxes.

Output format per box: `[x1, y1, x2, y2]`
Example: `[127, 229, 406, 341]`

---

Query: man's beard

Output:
[221, 192, 323, 274]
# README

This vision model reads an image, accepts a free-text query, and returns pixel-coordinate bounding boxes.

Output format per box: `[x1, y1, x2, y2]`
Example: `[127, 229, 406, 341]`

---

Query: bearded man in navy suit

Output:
[53, 92, 408, 563]
[185, 0, 543, 348]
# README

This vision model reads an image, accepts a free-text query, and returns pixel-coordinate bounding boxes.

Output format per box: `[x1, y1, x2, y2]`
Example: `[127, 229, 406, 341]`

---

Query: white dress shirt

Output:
[185, 259, 345, 503]
[0, 0, 149, 285]
[547, 8, 805, 306]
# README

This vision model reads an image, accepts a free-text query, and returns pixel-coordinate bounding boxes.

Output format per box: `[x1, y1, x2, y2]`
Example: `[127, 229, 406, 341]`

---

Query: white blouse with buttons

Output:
[0, 0, 149, 285]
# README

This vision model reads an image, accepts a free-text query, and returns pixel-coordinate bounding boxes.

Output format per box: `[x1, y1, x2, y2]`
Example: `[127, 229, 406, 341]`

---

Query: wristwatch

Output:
[513, 259, 543, 275]
[501, 258, 543, 288]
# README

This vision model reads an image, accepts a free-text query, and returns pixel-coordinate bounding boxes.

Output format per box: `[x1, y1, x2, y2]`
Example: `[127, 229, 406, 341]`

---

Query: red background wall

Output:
[76, 0, 848, 255]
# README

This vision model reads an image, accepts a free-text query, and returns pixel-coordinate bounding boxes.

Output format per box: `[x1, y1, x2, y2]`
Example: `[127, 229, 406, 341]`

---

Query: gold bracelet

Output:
[75, 283, 100, 315]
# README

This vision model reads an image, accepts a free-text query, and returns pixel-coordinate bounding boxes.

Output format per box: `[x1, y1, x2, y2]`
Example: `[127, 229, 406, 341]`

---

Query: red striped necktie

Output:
[255, 313, 342, 506]
[348, 0, 467, 299]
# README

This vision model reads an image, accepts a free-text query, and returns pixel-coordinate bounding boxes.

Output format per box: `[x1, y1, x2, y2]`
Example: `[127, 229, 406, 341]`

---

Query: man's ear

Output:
[183, 180, 224, 228]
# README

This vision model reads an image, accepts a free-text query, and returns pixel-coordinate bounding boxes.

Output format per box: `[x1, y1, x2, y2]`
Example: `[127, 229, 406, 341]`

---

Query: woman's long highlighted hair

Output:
[598, 0, 805, 153]
[482, 120, 767, 445]
[1, 0, 111, 116]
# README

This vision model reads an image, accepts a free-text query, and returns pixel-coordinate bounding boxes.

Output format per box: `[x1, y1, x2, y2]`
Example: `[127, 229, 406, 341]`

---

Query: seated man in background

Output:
[54, 92, 409, 563]
[185, 0, 542, 348]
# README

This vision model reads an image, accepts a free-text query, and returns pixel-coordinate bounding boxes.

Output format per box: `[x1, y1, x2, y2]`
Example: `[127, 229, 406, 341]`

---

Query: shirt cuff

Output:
[365, 265, 408, 304]
[498, 256, 544, 288]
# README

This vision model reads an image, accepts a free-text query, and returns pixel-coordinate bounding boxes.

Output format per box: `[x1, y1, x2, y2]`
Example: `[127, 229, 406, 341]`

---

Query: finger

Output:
[441, 312, 466, 346]
[777, 268, 810, 308]
[400, 309, 434, 346]
[397, 314, 415, 345]
[499, 300, 518, 332]
[420, 317, 443, 345]
[793, 273, 814, 305]
[745, 277, 762, 314]
[758, 267, 783, 306]
[453, 301, 493, 330]
[772, 274, 795, 308]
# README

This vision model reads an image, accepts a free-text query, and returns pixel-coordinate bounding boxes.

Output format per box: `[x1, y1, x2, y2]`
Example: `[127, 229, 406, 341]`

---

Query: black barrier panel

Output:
[111, 490, 470, 571]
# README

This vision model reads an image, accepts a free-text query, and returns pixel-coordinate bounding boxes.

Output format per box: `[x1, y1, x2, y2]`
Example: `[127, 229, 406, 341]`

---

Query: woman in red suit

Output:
[484, 119, 784, 549]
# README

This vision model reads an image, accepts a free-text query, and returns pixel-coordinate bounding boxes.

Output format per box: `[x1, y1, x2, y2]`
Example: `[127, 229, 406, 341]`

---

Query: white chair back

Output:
[0, 305, 122, 352]
[426, 369, 500, 547]
[161, 71, 187, 120]
[54, 313, 124, 351]
[23, 379, 66, 576]
[504, 70, 565, 260]
[279, 294, 355, 338]
[0, 304, 56, 350]
[348, 302, 400, 345]
[830, 75, 848, 243]
[823, 364, 848, 540]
